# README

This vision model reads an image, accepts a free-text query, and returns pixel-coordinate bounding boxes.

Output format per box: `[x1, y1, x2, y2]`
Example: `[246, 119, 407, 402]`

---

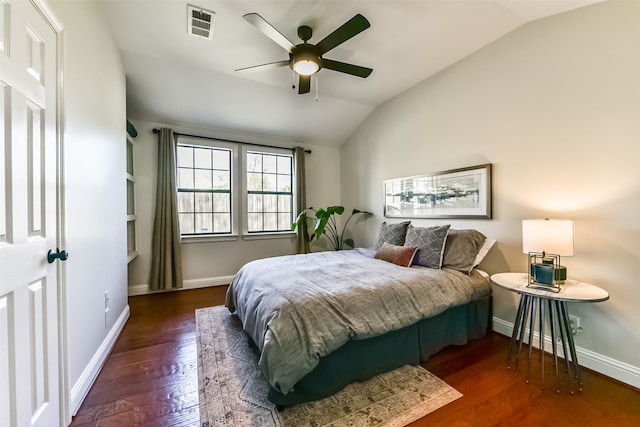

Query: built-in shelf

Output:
[126, 135, 138, 263]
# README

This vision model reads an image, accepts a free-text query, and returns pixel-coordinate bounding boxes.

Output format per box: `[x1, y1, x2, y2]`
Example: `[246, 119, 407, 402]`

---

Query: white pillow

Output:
[474, 239, 496, 266]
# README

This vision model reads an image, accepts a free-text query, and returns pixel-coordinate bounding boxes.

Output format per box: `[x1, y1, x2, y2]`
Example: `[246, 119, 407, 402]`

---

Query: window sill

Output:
[242, 232, 296, 241]
[181, 234, 240, 244]
[180, 232, 296, 243]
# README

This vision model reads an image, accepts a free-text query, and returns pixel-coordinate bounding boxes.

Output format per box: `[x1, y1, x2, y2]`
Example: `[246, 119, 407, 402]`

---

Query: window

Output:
[175, 136, 295, 238]
[245, 150, 293, 233]
[176, 142, 233, 235]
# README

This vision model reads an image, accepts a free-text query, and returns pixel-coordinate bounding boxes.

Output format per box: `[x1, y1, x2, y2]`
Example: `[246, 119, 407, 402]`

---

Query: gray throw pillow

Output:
[375, 221, 411, 249]
[442, 229, 487, 274]
[404, 224, 451, 268]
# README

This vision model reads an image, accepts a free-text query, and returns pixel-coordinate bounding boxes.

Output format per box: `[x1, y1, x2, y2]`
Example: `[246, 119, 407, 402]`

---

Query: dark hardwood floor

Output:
[70, 287, 640, 426]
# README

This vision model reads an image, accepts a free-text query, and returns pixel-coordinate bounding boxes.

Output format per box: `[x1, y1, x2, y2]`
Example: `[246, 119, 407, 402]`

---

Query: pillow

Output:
[375, 221, 411, 249]
[474, 238, 496, 267]
[442, 229, 487, 274]
[403, 224, 451, 268]
[375, 242, 418, 267]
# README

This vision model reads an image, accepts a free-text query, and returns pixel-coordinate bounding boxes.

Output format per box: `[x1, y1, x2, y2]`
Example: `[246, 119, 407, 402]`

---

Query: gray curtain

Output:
[149, 128, 183, 290]
[294, 147, 310, 254]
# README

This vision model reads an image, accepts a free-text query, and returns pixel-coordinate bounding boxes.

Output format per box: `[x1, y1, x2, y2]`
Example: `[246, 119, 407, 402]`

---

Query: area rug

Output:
[196, 305, 462, 427]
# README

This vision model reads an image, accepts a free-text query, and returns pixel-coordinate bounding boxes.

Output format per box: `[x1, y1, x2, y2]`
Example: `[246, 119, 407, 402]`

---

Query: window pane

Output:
[277, 174, 291, 192]
[177, 192, 194, 213]
[264, 194, 277, 212]
[178, 168, 194, 189]
[179, 213, 194, 234]
[214, 213, 231, 233]
[247, 194, 262, 212]
[195, 169, 213, 189]
[247, 213, 262, 232]
[213, 171, 230, 190]
[247, 172, 262, 191]
[195, 213, 213, 234]
[194, 148, 212, 169]
[263, 155, 276, 173]
[247, 153, 262, 173]
[194, 192, 212, 213]
[214, 193, 230, 212]
[277, 156, 291, 174]
[278, 195, 291, 212]
[213, 149, 230, 170]
[177, 146, 193, 168]
[262, 174, 276, 191]
[264, 213, 277, 231]
[278, 213, 292, 230]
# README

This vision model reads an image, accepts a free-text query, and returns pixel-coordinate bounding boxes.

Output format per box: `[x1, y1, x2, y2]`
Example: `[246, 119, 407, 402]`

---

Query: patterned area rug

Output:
[196, 305, 462, 427]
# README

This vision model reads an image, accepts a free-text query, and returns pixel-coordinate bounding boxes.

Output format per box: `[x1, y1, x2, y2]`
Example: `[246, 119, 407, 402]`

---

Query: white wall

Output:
[341, 0, 640, 387]
[50, 0, 129, 415]
[127, 119, 342, 291]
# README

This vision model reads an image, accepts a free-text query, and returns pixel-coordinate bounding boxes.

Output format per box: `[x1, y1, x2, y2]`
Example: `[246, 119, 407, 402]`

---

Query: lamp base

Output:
[527, 252, 566, 292]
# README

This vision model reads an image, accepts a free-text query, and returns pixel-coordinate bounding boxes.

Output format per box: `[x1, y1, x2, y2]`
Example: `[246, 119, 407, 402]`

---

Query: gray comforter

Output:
[225, 248, 490, 395]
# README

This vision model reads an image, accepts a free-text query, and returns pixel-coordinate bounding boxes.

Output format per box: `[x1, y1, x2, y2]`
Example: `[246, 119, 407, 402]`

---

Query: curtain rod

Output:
[152, 128, 311, 154]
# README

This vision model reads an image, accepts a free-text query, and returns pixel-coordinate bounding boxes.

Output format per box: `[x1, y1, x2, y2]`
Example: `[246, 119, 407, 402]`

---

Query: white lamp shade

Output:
[522, 219, 574, 256]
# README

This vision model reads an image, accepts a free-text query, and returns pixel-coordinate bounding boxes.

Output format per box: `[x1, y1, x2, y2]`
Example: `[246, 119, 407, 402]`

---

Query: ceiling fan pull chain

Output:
[315, 76, 319, 102]
[292, 69, 296, 90]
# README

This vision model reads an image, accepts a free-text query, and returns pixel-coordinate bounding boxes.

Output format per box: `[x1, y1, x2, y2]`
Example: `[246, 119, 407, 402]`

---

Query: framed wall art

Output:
[383, 164, 492, 219]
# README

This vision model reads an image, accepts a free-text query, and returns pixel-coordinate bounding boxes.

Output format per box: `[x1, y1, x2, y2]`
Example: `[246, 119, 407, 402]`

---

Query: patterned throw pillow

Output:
[442, 229, 487, 274]
[403, 224, 451, 268]
[375, 221, 411, 249]
[374, 242, 418, 267]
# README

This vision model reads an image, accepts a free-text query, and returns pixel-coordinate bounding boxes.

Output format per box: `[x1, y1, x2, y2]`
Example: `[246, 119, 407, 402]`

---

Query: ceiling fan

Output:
[236, 13, 373, 94]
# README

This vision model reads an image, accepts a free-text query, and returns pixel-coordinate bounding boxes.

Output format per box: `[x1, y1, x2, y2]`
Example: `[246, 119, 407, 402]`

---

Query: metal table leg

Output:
[539, 297, 545, 390]
[514, 295, 532, 376]
[525, 297, 538, 384]
[555, 300, 575, 395]
[560, 301, 583, 391]
[507, 296, 527, 370]
[548, 299, 560, 393]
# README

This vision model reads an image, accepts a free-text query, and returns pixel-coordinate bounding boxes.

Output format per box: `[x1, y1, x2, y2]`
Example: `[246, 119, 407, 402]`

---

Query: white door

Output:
[0, 0, 63, 426]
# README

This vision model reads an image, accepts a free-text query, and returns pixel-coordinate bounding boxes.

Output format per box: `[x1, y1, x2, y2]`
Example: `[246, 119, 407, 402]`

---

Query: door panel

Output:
[0, 1, 61, 426]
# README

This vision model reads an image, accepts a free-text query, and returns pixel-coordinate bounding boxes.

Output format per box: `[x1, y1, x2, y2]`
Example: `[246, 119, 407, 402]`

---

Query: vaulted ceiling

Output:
[99, 0, 602, 146]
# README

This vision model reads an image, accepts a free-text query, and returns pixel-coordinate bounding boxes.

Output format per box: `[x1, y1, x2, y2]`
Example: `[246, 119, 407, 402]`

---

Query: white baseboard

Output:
[493, 316, 640, 389]
[128, 275, 235, 296]
[69, 305, 130, 415]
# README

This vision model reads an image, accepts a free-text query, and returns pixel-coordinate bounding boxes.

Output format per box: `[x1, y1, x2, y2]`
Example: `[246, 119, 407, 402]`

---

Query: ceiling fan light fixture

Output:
[293, 59, 319, 76]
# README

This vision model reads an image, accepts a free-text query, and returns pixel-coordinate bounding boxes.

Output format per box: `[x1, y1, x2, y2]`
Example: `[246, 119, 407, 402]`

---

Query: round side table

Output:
[491, 272, 609, 394]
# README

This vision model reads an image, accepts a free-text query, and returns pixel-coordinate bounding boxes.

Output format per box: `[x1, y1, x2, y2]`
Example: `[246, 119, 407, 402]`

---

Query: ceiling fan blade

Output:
[243, 13, 295, 52]
[315, 14, 370, 55]
[235, 60, 289, 73]
[322, 59, 372, 78]
[298, 75, 311, 94]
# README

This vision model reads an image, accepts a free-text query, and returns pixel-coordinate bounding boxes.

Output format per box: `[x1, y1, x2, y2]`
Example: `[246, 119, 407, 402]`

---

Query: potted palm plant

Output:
[293, 206, 372, 250]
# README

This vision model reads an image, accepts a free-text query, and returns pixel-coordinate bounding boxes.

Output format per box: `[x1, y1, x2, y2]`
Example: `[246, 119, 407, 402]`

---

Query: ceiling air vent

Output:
[187, 4, 215, 40]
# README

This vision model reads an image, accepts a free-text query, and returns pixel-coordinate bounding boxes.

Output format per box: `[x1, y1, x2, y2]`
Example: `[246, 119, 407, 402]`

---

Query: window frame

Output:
[175, 136, 296, 241]
[240, 145, 295, 237]
[176, 136, 239, 240]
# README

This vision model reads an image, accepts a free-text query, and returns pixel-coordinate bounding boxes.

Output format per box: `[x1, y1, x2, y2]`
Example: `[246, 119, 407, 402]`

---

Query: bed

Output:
[224, 224, 494, 407]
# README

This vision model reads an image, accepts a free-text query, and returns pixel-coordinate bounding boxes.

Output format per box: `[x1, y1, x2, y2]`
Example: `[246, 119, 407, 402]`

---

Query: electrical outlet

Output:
[569, 314, 581, 335]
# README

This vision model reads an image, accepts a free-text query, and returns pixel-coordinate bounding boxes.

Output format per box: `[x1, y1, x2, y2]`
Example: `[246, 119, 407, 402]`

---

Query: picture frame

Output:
[383, 164, 492, 219]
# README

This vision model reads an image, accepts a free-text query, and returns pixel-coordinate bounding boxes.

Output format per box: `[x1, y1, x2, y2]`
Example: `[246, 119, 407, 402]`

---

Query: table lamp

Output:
[522, 219, 574, 292]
